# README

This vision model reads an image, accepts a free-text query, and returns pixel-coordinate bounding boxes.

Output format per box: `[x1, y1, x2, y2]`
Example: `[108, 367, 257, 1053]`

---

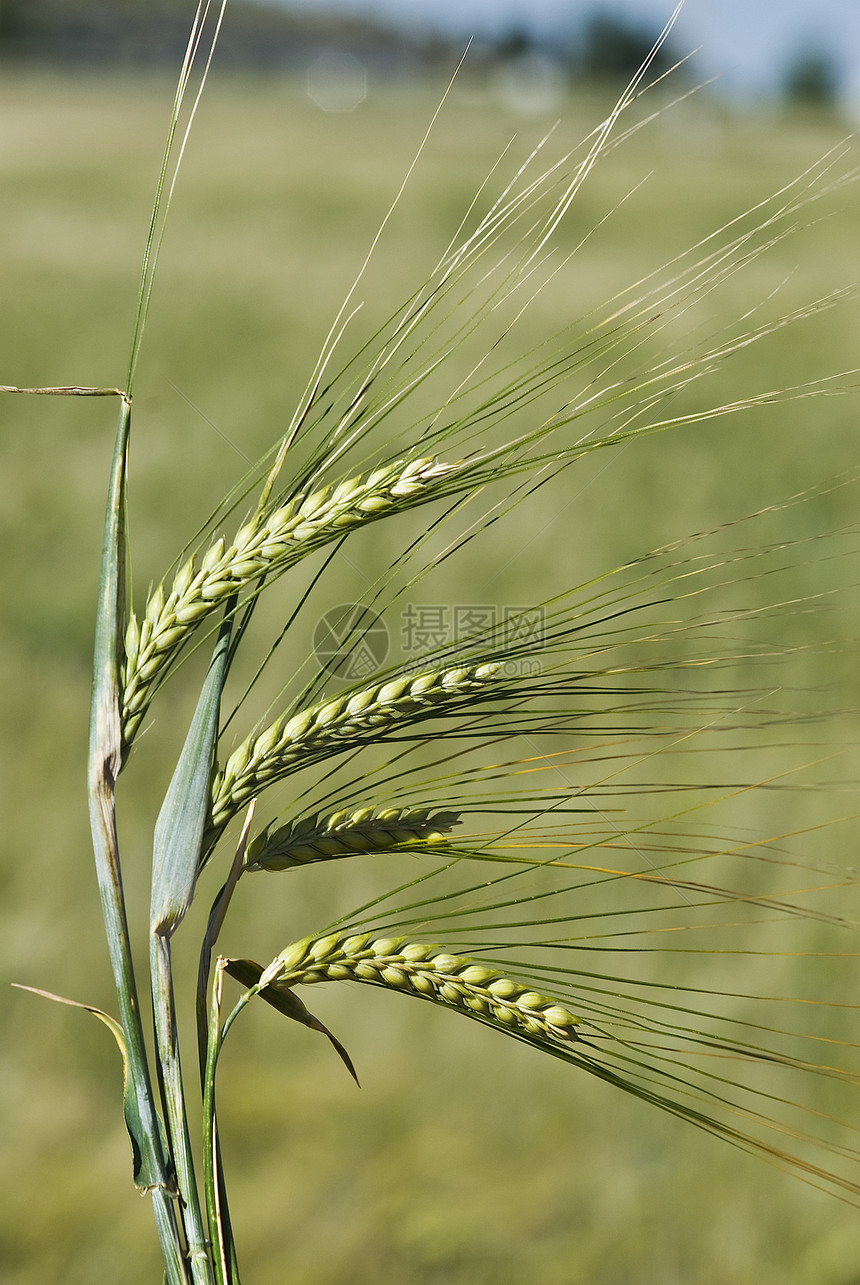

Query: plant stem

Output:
[202, 963, 244, 1285]
[88, 399, 190, 1284]
[152, 935, 215, 1285]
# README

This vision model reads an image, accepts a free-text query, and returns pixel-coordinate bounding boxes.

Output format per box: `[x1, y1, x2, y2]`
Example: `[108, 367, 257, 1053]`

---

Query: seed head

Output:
[265, 931, 580, 1046]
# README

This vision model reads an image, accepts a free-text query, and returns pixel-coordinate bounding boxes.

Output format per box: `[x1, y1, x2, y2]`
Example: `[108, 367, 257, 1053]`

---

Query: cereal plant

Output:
[7, 2, 860, 1281]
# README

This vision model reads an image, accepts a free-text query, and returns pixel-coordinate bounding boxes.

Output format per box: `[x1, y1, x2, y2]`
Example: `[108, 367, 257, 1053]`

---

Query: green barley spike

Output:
[245, 806, 462, 871]
[253, 932, 580, 1046]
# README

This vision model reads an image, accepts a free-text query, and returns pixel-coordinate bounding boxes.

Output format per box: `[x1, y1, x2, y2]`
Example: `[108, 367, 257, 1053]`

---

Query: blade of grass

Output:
[87, 396, 190, 1283]
[150, 611, 235, 1285]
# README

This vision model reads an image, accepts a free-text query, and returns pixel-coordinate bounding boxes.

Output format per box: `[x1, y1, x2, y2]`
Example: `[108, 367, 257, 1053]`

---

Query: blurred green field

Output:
[1, 65, 860, 1285]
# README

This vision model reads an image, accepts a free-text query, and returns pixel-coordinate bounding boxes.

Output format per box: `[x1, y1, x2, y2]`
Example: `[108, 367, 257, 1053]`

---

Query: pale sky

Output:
[271, 0, 860, 98]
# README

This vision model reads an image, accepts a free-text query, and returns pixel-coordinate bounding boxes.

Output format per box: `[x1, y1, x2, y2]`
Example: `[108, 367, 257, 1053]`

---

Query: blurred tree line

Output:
[0, 0, 842, 109]
[0, 0, 440, 70]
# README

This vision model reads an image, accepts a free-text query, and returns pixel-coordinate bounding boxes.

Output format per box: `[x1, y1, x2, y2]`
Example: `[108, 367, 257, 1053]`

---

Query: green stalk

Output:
[87, 398, 190, 1285]
[152, 935, 213, 1285]
[147, 610, 236, 1285]
[203, 964, 247, 1285]
[196, 815, 254, 1282]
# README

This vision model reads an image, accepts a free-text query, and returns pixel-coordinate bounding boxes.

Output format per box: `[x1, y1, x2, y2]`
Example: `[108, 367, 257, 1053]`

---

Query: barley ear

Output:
[207, 662, 500, 845]
[255, 932, 580, 1047]
[119, 456, 457, 753]
[245, 806, 462, 871]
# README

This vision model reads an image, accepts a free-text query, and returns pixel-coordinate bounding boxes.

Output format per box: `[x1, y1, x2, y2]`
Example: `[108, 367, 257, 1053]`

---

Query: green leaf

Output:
[13, 985, 170, 1191]
[224, 958, 359, 1085]
[151, 616, 232, 938]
